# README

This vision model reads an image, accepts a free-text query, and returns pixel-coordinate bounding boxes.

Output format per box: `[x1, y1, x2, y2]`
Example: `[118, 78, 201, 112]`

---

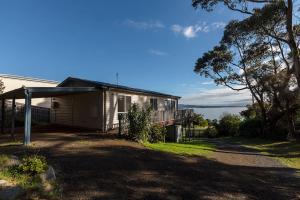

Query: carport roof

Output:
[0, 87, 98, 99]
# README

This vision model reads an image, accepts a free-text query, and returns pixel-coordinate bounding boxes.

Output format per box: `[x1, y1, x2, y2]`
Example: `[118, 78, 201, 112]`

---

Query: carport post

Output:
[24, 90, 32, 145]
[1, 98, 5, 134]
[11, 97, 16, 137]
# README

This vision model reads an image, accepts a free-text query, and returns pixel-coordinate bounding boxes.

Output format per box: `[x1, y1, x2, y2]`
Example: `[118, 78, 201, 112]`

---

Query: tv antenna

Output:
[116, 73, 119, 86]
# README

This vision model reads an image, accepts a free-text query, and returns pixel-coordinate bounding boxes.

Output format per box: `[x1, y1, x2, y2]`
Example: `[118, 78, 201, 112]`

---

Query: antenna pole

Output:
[116, 73, 119, 86]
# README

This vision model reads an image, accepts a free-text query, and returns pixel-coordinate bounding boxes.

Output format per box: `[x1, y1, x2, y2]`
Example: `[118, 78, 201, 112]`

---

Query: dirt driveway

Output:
[0, 131, 299, 200]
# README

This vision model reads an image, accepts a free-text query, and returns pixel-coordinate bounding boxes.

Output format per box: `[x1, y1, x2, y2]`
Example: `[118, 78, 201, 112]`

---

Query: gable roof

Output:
[58, 77, 181, 99]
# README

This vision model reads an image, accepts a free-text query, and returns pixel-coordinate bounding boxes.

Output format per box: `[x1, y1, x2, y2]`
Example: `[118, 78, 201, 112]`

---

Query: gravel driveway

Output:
[0, 131, 299, 200]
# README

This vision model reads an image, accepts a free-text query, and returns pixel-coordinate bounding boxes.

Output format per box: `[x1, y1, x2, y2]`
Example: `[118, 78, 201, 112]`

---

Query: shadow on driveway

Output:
[0, 132, 299, 200]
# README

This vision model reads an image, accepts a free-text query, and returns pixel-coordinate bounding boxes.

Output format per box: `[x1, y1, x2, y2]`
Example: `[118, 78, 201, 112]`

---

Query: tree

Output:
[218, 113, 241, 136]
[194, 16, 299, 138]
[193, 113, 208, 127]
[192, 0, 300, 89]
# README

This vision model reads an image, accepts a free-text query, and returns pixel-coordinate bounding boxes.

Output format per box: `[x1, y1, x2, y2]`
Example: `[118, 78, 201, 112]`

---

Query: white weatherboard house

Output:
[0, 74, 58, 108]
[0, 75, 180, 145]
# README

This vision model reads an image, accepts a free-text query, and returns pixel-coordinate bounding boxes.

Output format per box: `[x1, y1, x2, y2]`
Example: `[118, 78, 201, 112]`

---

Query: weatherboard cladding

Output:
[58, 77, 181, 99]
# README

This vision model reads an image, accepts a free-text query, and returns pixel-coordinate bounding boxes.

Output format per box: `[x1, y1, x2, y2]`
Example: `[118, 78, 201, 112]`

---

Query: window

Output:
[118, 95, 125, 112]
[164, 100, 171, 111]
[118, 95, 132, 113]
[126, 96, 132, 112]
[150, 98, 158, 111]
[171, 100, 176, 111]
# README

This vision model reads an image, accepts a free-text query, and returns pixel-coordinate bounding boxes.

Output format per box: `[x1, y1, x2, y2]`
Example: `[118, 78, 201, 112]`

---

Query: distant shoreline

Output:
[179, 104, 246, 108]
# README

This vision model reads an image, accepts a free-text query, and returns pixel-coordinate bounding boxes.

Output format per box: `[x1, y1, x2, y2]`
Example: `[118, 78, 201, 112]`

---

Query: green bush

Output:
[18, 155, 48, 175]
[204, 126, 218, 138]
[193, 114, 208, 127]
[239, 118, 262, 137]
[218, 113, 241, 136]
[0, 154, 9, 167]
[149, 124, 166, 143]
[127, 103, 152, 142]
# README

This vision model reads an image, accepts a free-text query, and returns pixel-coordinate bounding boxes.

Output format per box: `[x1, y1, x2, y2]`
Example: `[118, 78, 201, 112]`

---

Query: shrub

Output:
[193, 114, 208, 127]
[204, 126, 218, 138]
[149, 124, 166, 143]
[18, 155, 48, 175]
[239, 118, 262, 137]
[127, 103, 152, 142]
[218, 113, 241, 136]
[0, 154, 9, 167]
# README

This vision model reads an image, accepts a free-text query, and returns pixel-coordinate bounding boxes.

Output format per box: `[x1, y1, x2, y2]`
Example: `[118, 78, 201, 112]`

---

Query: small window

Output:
[118, 95, 132, 113]
[118, 95, 125, 112]
[126, 96, 132, 112]
[164, 100, 171, 111]
[171, 100, 176, 110]
[150, 98, 158, 111]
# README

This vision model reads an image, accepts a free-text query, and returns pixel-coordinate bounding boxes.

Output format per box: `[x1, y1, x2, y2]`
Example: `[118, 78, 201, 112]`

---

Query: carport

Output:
[0, 87, 98, 145]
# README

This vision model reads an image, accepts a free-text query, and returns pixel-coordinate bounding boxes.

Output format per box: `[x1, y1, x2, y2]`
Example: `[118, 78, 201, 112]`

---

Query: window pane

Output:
[171, 100, 176, 110]
[164, 100, 171, 110]
[125, 96, 131, 112]
[118, 95, 125, 112]
[150, 98, 158, 111]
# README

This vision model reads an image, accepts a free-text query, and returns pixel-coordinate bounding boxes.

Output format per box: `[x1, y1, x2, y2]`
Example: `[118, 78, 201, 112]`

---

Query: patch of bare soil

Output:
[0, 131, 299, 200]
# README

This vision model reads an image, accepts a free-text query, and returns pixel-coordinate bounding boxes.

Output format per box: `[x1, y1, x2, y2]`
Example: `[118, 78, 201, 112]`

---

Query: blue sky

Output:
[0, 0, 251, 105]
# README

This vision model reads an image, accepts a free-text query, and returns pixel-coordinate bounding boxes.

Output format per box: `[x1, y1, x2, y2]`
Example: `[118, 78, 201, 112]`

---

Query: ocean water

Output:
[192, 107, 246, 120]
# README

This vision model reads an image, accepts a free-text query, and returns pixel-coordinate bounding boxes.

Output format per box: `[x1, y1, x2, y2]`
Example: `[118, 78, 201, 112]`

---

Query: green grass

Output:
[143, 139, 215, 157]
[224, 137, 300, 169]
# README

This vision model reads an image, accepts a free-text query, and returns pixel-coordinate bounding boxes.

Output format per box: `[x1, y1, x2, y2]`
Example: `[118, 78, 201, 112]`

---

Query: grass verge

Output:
[224, 137, 300, 169]
[143, 139, 215, 157]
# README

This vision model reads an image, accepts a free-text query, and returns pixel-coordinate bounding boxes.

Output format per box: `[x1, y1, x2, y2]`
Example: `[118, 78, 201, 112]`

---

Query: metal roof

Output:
[59, 77, 181, 99]
[0, 74, 59, 84]
[0, 87, 98, 99]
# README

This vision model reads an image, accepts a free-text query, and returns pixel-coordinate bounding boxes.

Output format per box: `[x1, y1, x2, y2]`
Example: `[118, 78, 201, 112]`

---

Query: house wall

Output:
[50, 92, 103, 130]
[0, 74, 58, 108]
[105, 90, 178, 130]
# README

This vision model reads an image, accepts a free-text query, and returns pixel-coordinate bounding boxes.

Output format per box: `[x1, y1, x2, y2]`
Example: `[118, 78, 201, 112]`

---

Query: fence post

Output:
[24, 90, 32, 145]
[11, 97, 16, 139]
[118, 113, 123, 138]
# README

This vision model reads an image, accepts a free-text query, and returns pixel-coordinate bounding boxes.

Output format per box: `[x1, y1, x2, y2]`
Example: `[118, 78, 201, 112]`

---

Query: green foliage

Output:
[148, 123, 166, 143]
[204, 126, 218, 138]
[0, 154, 9, 167]
[218, 113, 241, 136]
[0, 154, 61, 199]
[207, 119, 218, 127]
[192, 0, 300, 139]
[240, 104, 262, 120]
[18, 155, 48, 175]
[239, 118, 262, 137]
[193, 114, 208, 127]
[127, 103, 152, 142]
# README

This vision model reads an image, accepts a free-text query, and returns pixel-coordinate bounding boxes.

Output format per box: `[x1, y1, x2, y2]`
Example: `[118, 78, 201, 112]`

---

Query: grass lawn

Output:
[143, 139, 215, 157]
[224, 137, 300, 169]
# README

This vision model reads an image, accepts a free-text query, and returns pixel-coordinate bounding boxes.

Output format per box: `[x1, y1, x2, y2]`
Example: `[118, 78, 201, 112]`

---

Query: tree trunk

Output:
[286, 101, 296, 140]
[286, 0, 300, 88]
[259, 105, 268, 138]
